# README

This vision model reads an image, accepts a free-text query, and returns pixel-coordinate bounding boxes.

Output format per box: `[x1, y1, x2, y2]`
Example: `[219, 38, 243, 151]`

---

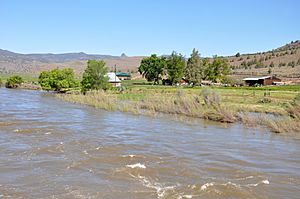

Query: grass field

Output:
[118, 80, 299, 115]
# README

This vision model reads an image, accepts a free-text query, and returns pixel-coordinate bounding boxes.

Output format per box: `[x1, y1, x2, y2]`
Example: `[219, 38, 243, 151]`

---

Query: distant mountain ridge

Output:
[0, 49, 144, 74]
[0, 49, 119, 63]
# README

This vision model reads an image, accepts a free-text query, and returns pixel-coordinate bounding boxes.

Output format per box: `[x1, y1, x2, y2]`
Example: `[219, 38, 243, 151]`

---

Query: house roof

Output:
[116, 72, 131, 77]
[243, 76, 271, 81]
[107, 72, 121, 83]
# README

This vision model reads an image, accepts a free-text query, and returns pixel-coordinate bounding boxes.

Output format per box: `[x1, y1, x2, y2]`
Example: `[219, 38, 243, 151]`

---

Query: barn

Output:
[116, 72, 131, 80]
[243, 76, 281, 86]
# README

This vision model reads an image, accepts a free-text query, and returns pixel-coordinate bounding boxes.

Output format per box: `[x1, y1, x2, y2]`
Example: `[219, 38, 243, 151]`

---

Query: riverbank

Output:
[56, 85, 300, 134]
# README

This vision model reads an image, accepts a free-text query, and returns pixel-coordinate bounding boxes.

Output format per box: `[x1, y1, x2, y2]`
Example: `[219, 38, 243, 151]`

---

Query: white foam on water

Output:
[222, 181, 241, 188]
[60, 142, 64, 145]
[262, 179, 270, 185]
[190, 185, 197, 189]
[200, 182, 214, 191]
[129, 174, 176, 199]
[235, 176, 254, 180]
[182, 195, 193, 198]
[122, 154, 136, 158]
[126, 163, 146, 169]
[246, 179, 270, 187]
[13, 129, 19, 132]
[83, 150, 88, 155]
[138, 175, 175, 199]
[45, 132, 52, 135]
[95, 146, 101, 150]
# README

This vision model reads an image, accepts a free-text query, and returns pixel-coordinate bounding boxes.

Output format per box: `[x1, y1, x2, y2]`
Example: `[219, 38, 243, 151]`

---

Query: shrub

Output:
[288, 61, 295, 68]
[39, 68, 78, 92]
[278, 62, 286, 67]
[287, 93, 300, 120]
[220, 76, 237, 85]
[258, 97, 272, 103]
[5, 75, 23, 88]
[201, 89, 221, 106]
[241, 61, 247, 68]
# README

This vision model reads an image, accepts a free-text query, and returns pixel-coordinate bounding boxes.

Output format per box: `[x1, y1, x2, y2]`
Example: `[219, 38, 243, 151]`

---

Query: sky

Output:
[0, 0, 299, 57]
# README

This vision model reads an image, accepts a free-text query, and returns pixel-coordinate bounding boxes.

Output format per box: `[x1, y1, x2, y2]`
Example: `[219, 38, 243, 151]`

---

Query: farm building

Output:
[243, 76, 281, 86]
[116, 72, 131, 80]
[107, 72, 121, 87]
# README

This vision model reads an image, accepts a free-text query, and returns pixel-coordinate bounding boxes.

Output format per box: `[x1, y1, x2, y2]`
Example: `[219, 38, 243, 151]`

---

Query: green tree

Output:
[39, 68, 78, 92]
[204, 56, 230, 82]
[269, 61, 275, 68]
[81, 60, 110, 93]
[0, 78, 2, 86]
[166, 51, 186, 84]
[268, 67, 272, 75]
[235, 52, 241, 57]
[138, 54, 166, 84]
[185, 48, 204, 85]
[5, 75, 23, 88]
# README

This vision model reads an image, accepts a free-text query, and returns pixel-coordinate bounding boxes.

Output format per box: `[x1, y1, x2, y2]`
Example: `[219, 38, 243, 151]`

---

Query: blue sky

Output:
[0, 0, 299, 57]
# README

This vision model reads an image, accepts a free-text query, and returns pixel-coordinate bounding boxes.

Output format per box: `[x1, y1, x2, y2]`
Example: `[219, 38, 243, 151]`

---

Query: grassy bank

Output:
[0, 73, 39, 83]
[56, 83, 300, 134]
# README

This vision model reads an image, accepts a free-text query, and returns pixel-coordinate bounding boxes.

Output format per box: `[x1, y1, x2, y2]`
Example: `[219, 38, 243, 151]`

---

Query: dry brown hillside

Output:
[228, 40, 300, 79]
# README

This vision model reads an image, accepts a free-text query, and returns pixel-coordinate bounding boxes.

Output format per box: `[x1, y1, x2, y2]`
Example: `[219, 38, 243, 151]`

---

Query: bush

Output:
[220, 76, 237, 85]
[39, 68, 78, 92]
[0, 78, 2, 86]
[5, 75, 23, 88]
[278, 62, 286, 67]
[288, 61, 295, 68]
[258, 97, 272, 103]
[201, 89, 221, 106]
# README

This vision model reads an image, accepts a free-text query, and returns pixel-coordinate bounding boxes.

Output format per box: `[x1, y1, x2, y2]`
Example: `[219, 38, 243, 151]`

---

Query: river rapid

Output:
[0, 88, 299, 198]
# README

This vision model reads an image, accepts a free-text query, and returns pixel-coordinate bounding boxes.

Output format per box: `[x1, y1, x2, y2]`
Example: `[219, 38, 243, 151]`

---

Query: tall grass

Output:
[57, 89, 237, 123]
[56, 88, 300, 134]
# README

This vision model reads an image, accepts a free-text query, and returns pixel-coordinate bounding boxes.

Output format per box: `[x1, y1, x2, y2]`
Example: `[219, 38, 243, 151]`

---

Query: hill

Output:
[227, 40, 300, 79]
[0, 49, 143, 75]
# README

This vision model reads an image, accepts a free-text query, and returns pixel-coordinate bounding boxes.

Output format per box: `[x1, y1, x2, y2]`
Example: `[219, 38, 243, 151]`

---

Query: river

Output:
[0, 88, 299, 199]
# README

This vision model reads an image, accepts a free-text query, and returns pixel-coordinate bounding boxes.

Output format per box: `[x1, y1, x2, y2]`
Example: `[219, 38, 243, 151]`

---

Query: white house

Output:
[106, 72, 121, 87]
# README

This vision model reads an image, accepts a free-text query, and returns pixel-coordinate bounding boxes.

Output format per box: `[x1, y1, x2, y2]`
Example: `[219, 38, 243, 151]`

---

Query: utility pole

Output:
[114, 64, 117, 83]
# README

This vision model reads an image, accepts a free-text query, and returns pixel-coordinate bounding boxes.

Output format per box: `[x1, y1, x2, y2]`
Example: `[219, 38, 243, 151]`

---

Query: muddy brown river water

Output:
[0, 88, 300, 198]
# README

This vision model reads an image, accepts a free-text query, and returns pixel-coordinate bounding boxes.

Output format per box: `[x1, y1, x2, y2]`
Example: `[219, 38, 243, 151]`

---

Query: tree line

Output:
[3, 49, 230, 91]
[138, 49, 230, 85]
[38, 60, 111, 93]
